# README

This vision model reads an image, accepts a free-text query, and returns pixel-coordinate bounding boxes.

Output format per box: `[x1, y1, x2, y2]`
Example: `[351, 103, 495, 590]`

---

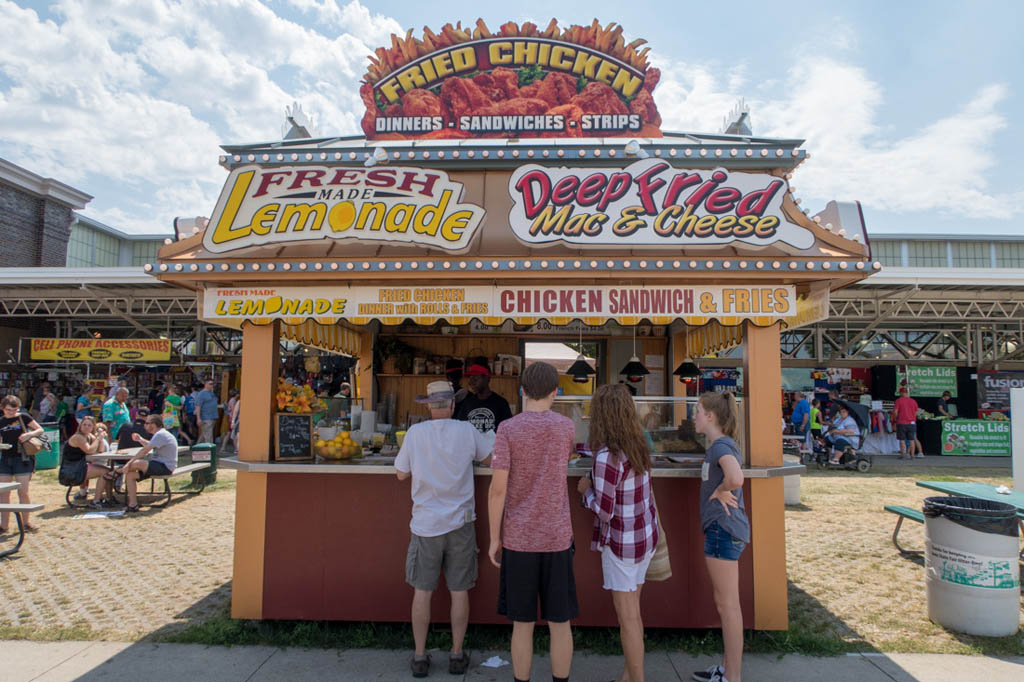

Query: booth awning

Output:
[214, 318, 361, 356]
[281, 319, 361, 356]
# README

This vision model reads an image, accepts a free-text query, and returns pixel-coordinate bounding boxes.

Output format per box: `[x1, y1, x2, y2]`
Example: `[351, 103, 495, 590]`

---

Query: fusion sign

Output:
[508, 160, 813, 249]
[203, 165, 485, 253]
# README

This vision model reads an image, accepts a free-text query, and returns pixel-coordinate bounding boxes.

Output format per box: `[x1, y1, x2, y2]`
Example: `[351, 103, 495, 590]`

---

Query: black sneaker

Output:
[692, 664, 724, 682]
[448, 651, 469, 675]
[410, 653, 430, 678]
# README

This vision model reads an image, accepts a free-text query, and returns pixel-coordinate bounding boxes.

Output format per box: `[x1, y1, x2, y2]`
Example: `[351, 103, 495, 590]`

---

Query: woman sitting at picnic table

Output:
[64, 416, 112, 503]
[825, 406, 861, 464]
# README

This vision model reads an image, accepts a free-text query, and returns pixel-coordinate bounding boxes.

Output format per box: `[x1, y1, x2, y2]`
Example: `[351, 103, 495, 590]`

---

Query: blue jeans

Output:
[704, 521, 747, 561]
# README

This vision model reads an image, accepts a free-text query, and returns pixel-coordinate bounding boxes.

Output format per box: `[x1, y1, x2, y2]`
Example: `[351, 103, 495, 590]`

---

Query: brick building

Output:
[0, 157, 92, 267]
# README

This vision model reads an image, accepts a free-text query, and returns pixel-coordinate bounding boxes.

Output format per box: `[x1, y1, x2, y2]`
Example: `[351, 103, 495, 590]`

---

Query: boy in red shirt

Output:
[488, 361, 576, 682]
[893, 387, 921, 458]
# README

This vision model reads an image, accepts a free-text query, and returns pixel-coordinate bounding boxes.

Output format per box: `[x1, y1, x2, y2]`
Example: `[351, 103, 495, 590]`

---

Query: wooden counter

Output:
[220, 457, 801, 627]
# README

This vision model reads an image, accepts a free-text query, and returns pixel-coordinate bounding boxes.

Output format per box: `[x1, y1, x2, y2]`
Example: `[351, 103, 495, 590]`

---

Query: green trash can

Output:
[35, 422, 61, 470]
[190, 442, 218, 486]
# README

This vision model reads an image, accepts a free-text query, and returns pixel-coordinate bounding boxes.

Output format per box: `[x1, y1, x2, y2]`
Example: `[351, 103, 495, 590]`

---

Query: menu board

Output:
[275, 413, 314, 461]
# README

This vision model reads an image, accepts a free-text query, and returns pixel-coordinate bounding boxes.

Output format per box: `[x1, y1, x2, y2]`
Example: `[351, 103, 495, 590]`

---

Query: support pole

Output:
[232, 320, 279, 619]
[742, 322, 787, 630]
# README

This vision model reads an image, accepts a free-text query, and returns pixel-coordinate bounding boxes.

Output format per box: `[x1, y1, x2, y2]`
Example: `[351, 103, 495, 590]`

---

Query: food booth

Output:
[150, 19, 876, 629]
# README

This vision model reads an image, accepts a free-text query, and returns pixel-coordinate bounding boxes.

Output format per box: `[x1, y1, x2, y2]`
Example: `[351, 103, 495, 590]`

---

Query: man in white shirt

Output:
[395, 380, 492, 678]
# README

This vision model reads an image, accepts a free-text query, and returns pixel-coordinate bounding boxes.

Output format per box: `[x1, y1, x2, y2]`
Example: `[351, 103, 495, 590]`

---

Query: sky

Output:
[1, 0, 1021, 237]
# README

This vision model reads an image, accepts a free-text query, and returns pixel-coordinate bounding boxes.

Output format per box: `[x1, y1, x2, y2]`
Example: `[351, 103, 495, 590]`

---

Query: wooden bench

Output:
[884, 504, 924, 555]
[0, 503, 45, 559]
[66, 463, 211, 509]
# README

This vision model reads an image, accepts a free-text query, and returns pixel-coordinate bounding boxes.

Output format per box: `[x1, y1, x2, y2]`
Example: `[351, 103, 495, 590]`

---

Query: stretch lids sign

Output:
[203, 165, 485, 253]
[360, 19, 662, 140]
[509, 160, 813, 248]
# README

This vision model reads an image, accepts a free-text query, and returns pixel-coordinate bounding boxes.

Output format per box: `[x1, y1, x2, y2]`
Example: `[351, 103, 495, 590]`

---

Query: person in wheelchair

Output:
[825, 405, 861, 464]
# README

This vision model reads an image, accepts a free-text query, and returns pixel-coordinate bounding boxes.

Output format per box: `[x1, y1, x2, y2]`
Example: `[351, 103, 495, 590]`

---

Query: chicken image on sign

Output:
[360, 19, 662, 140]
[202, 165, 485, 253]
[508, 160, 815, 249]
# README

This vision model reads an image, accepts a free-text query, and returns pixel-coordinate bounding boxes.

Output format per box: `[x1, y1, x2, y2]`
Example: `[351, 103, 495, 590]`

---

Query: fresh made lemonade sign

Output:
[509, 159, 813, 248]
[203, 165, 485, 253]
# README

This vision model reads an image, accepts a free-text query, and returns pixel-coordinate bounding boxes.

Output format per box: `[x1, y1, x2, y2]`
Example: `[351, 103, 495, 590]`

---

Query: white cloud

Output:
[653, 54, 1020, 219]
[0, 0, 399, 232]
[0, 2, 1017, 234]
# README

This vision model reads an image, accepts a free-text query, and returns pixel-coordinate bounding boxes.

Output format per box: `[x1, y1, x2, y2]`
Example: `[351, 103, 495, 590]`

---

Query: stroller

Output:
[816, 399, 873, 473]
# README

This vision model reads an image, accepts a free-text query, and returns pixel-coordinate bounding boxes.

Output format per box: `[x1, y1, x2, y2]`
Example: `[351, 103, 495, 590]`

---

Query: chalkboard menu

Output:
[275, 413, 314, 460]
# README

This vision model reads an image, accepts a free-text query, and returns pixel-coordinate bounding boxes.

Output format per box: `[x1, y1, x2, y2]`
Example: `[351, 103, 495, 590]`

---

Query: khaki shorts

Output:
[405, 522, 478, 592]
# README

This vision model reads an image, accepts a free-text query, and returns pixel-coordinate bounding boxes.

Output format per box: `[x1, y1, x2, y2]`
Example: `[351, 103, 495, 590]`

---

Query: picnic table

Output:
[915, 480, 1024, 514]
[77, 446, 206, 508]
[0, 481, 44, 559]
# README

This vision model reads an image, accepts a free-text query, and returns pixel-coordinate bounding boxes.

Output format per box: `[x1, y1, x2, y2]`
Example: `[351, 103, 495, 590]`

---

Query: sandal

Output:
[124, 504, 141, 513]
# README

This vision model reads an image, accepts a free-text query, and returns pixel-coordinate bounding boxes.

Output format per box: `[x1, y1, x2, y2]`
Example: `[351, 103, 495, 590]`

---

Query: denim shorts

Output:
[704, 521, 747, 561]
[0, 454, 35, 477]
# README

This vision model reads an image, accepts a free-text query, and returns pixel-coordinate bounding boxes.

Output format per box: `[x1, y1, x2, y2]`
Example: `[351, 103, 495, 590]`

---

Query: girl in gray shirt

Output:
[692, 392, 749, 682]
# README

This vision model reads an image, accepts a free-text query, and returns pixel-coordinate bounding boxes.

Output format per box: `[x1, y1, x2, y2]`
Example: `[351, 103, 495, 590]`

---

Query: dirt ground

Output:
[0, 462, 1020, 652]
[0, 467, 236, 640]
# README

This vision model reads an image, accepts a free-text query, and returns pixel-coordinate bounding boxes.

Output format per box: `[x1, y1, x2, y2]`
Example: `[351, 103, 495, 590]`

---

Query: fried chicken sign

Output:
[360, 19, 662, 140]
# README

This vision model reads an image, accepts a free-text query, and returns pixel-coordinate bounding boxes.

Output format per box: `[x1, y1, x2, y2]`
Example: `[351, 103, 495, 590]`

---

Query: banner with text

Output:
[977, 370, 1024, 417]
[30, 338, 172, 362]
[361, 19, 661, 140]
[941, 419, 1011, 457]
[904, 366, 957, 398]
[509, 160, 813, 249]
[203, 284, 803, 327]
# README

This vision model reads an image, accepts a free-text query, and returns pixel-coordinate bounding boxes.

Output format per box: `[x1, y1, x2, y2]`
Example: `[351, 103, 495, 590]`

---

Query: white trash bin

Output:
[923, 496, 1020, 637]
[782, 454, 801, 505]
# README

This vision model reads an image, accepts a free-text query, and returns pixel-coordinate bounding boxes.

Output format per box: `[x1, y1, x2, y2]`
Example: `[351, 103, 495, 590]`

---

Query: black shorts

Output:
[896, 423, 917, 442]
[498, 544, 578, 623]
[138, 461, 173, 481]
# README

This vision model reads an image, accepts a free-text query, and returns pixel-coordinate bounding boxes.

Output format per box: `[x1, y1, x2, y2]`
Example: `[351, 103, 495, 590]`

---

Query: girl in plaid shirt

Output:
[578, 384, 658, 682]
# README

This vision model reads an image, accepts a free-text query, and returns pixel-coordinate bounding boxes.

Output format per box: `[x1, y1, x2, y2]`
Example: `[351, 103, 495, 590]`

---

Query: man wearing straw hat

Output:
[395, 380, 494, 677]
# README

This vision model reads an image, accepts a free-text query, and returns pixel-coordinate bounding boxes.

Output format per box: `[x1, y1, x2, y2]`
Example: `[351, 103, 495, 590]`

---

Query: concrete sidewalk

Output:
[1, 641, 1022, 682]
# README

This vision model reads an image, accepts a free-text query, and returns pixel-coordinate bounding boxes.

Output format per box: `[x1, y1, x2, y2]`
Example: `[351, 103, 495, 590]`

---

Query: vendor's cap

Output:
[414, 380, 455, 404]
[898, 386, 908, 394]
[464, 363, 491, 377]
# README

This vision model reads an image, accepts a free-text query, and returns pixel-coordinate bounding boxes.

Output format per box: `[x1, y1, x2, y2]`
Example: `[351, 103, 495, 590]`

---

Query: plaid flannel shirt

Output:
[582, 447, 658, 563]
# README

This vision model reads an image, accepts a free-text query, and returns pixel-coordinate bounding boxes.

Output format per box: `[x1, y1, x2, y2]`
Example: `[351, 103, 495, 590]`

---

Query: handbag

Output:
[58, 455, 88, 487]
[18, 415, 48, 457]
[645, 499, 672, 581]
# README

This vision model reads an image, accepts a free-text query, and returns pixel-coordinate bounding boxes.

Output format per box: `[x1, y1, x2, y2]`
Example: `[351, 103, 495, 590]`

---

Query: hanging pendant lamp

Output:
[673, 358, 701, 384]
[619, 323, 649, 383]
[567, 323, 596, 383]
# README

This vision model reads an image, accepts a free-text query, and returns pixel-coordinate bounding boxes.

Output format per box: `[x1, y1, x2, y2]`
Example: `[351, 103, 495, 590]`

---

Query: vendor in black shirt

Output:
[453, 363, 511, 434]
[118, 407, 152, 450]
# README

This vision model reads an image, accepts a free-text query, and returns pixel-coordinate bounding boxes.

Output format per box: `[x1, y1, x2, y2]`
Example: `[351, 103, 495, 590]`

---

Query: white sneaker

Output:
[709, 671, 730, 682]
[692, 664, 724, 681]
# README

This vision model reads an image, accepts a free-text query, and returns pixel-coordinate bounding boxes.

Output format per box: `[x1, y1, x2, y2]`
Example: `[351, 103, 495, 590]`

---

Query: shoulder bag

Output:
[18, 414, 49, 457]
[645, 495, 673, 581]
